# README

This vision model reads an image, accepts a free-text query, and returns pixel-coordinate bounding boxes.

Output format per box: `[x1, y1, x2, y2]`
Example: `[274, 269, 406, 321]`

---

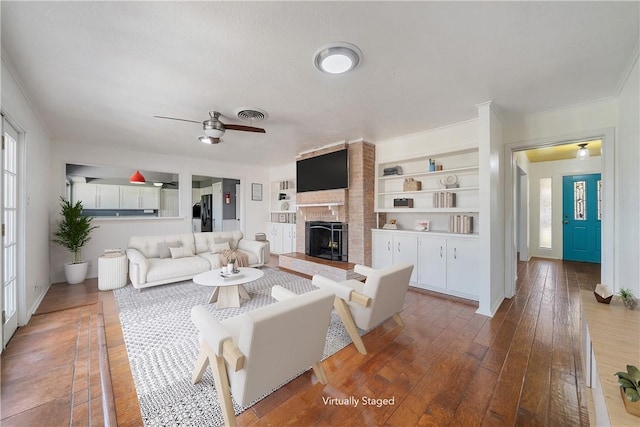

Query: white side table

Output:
[98, 254, 128, 290]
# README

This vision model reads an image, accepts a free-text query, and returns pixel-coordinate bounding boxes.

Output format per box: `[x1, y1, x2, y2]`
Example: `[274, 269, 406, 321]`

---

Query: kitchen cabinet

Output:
[120, 186, 160, 209]
[72, 183, 120, 209]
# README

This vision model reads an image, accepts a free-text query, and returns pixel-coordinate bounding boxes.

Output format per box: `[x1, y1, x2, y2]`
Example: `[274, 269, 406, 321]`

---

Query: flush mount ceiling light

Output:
[576, 143, 590, 160]
[313, 42, 362, 74]
[129, 170, 146, 184]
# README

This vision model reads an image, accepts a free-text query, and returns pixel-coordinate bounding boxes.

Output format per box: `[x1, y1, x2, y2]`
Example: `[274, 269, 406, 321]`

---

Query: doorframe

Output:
[1, 112, 28, 350]
[503, 127, 615, 298]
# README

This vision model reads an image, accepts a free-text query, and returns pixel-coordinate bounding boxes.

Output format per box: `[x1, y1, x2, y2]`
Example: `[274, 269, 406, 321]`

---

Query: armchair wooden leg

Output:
[333, 297, 367, 355]
[211, 352, 237, 427]
[392, 312, 404, 327]
[312, 362, 327, 385]
[192, 342, 210, 384]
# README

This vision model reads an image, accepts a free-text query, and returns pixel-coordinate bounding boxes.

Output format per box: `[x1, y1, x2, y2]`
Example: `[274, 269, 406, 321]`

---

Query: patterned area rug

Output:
[114, 268, 360, 426]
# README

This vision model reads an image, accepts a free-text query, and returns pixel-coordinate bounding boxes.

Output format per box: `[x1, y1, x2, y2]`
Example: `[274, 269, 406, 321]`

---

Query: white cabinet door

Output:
[372, 231, 393, 269]
[393, 233, 418, 282]
[139, 187, 160, 209]
[417, 236, 447, 290]
[96, 184, 120, 209]
[446, 238, 479, 297]
[120, 186, 140, 209]
[72, 183, 98, 209]
[282, 224, 296, 254]
[269, 223, 284, 254]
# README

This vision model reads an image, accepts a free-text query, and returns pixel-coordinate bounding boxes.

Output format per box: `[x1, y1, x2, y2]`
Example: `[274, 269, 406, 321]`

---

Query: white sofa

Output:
[126, 231, 270, 290]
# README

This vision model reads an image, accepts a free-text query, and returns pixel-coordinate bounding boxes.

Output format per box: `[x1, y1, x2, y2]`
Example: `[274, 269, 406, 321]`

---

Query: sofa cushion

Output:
[129, 234, 195, 258]
[146, 257, 210, 283]
[158, 241, 181, 259]
[210, 241, 230, 254]
[193, 231, 244, 254]
[170, 246, 194, 259]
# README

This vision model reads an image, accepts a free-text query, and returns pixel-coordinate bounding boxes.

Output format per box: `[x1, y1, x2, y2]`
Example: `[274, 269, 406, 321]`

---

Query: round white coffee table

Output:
[193, 267, 264, 309]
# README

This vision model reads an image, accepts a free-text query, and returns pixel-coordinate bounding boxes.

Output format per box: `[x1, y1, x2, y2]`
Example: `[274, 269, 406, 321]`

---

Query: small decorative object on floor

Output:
[615, 365, 640, 417]
[594, 283, 613, 304]
[619, 288, 637, 310]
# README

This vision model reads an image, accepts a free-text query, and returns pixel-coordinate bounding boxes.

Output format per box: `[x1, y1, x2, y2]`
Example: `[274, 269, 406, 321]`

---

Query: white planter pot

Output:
[64, 261, 88, 285]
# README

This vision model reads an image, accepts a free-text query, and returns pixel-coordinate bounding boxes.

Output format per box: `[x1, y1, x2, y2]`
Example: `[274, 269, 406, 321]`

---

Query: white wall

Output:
[50, 140, 270, 283]
[1, 57, 52, 322]
[616, 54, 640, 296]
[528, 156, 602, 260]
[478, 102, 505, 317]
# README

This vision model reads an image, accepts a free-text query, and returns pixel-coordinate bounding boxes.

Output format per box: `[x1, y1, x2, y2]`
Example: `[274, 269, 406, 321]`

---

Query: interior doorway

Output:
[504, 130, 613, 298]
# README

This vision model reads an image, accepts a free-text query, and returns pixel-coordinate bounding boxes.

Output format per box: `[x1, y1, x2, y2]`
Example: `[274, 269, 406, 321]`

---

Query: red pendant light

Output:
[129, 170, 146, 184]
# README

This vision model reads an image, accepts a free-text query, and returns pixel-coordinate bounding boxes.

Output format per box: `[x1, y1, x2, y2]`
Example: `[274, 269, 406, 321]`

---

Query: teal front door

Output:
[562, 174, 601, 263]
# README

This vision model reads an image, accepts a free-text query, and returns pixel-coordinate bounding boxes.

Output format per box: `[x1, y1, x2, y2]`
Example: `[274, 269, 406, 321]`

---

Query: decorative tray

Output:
[220, 269, 242, 278]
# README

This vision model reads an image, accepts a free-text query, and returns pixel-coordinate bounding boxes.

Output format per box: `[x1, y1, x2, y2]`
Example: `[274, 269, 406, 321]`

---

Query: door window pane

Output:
[539, 178, 552, 249]
[574, 181, 586, 221]
[597, 180, 602, 221]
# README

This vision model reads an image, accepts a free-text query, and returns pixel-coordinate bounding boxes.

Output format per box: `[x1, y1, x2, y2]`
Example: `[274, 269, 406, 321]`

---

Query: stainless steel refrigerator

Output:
[200, 194, 213, 232]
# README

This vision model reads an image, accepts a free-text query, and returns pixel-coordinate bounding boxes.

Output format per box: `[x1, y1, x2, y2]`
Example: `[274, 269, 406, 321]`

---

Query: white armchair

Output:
[312, 263, 414, 355]
[191, 286, 335, 426]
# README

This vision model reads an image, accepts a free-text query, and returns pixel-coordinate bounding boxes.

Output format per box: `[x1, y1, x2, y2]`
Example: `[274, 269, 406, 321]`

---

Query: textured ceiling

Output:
[1, 2, 638, 167]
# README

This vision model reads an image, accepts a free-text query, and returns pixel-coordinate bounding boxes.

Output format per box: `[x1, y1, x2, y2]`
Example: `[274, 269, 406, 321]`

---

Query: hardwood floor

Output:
[1, 257, 599, 426]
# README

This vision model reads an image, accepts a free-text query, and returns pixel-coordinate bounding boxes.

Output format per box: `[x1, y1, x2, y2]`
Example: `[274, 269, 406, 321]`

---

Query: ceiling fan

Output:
[154, 110, 266, 144]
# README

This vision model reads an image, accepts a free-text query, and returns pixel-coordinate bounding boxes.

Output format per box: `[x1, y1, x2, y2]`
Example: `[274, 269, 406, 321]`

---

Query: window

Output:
[539, 178, 552, 249]
[573, 180, 586, 220]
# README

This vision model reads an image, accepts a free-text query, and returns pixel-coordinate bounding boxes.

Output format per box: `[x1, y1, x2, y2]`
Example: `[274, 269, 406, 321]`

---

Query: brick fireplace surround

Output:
[279, 141, 376, 280]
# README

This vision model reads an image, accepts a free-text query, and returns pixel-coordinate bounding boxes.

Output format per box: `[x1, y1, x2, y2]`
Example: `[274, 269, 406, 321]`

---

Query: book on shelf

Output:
[433, 191, 457, 208]
[449, 215, 473, 234]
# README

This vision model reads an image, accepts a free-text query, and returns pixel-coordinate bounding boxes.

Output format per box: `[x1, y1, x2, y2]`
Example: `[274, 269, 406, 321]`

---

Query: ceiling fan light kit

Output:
[313, 41, 362, 74]
[199, 136, 220, 144]
[155, 110, 266, 144]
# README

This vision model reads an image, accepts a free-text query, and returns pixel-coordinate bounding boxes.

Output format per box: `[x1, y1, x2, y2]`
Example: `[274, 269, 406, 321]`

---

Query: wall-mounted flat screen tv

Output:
[296, 149, 349, 193]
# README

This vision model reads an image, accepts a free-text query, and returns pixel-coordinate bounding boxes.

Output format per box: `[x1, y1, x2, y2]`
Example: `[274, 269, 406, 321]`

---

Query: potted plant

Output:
[51, 197, 99, 284]
[615, 365, 640, 417]
[619, 288, 637, 310]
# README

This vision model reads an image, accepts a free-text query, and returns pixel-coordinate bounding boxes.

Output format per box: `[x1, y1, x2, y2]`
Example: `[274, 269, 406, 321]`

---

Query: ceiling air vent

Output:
[234, 107, 268, 122]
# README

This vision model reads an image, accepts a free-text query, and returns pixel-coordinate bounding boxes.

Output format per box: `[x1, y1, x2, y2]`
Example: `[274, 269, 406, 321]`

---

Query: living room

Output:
[1, 1, 639, 426]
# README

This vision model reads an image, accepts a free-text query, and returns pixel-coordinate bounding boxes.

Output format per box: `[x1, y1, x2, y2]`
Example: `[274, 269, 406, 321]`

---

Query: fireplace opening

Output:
[305, 221, 348, 262]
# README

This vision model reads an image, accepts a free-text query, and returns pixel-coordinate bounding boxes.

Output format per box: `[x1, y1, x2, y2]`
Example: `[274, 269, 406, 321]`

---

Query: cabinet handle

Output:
[397, 242, 401, 252]
[388, 241, 391, 251]
[454, 248, 457, 259]
[440, 246, 443, 258]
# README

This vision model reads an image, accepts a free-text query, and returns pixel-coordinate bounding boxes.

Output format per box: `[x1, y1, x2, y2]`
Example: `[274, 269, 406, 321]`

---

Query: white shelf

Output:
[378, 166, 478, 181]
[377, 207, 479, 214]
[379, 186, 479, 196]
[297, 202, 344, 208]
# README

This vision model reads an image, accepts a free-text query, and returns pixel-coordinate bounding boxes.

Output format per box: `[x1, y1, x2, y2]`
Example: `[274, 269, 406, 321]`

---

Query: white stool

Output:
[98, 254, 128, 290]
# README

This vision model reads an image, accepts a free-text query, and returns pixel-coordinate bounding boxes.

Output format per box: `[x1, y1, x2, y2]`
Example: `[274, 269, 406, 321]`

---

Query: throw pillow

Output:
[157, 241, 181, 259]
[169, 246, 194, 259]
[210, 241, 231, 254]
[214, 237, 236, 250]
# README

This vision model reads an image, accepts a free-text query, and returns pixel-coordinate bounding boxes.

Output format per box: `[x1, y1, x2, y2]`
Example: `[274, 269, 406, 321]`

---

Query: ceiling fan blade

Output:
[154, 115, 201, 124]
[224, 124, 266, 133]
